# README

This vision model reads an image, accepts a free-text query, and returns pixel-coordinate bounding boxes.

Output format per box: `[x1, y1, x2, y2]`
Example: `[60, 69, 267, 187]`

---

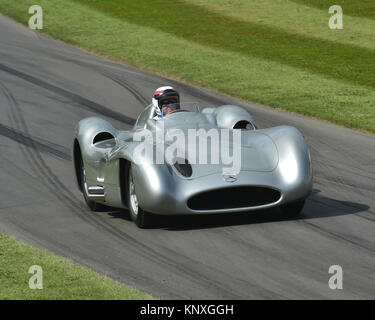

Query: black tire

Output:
[280, 199, 305, 217]
[79, 156, 106, 212]
[125, 163, 153, 228]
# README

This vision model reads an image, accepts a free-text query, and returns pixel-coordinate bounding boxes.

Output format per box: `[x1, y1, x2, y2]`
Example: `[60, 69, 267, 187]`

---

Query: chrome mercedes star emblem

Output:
[224, 175, 237, 183]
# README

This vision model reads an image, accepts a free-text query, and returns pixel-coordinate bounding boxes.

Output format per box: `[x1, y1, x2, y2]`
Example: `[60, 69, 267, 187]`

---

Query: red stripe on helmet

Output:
[153, 90, 163, 97]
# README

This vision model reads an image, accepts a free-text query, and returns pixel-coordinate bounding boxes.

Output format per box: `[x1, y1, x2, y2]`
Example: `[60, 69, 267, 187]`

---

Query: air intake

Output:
[187, 187, 281, 210]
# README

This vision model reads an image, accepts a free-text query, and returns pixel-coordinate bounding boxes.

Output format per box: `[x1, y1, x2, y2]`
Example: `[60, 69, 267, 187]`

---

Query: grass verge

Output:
[0, 232, 152, 299]
[0, 0, 373, 133]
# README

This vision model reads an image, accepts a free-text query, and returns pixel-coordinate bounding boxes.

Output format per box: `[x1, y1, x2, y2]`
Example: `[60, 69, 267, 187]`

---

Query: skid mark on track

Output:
[0, 82, 82, 213]
[40, 51, 150, 106]
[0, 63, 136, 125]
[300, 219, 375, 254]
[0, 123, 71, 161]
[101, 70, 149, 106]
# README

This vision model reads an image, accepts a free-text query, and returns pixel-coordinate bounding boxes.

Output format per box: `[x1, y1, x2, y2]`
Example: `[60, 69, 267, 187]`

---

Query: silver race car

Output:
[73, 102, 312, 228]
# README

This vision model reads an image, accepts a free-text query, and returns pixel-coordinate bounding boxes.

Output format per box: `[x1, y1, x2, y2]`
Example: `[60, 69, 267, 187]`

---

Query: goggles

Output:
[159, 96, 179, 107]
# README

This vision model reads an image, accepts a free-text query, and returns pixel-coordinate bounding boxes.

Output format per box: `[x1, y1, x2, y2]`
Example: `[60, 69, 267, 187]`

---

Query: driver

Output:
[152, 86, 180, 118]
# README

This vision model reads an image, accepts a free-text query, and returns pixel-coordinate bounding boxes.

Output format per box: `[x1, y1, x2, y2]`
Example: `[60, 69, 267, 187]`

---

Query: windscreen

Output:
[156, 102, 200, 118]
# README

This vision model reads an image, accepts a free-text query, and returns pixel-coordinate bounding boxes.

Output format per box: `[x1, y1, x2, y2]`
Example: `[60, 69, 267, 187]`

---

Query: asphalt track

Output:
[0, 15, 374, 299]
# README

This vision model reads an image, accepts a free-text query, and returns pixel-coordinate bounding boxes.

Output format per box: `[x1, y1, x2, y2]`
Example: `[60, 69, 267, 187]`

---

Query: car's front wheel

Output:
[126, 163, 153, 228]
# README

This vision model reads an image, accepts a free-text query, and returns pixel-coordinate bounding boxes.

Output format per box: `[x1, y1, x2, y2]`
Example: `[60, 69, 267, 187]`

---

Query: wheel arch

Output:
[202, 105, 257, 130]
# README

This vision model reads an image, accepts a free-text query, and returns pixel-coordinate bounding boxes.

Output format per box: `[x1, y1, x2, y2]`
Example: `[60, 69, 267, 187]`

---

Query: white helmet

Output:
[152, 86, 180, 110]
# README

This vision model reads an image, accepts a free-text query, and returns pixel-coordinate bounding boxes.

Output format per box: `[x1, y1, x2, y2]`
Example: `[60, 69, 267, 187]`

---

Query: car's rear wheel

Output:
[126, 163, 153, 228]
[80, 157, 106, 212]
[280, 199, 305, 217]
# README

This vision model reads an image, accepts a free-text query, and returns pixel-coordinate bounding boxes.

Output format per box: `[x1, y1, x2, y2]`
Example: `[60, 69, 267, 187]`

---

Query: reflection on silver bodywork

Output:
[73, 104, 312, 215]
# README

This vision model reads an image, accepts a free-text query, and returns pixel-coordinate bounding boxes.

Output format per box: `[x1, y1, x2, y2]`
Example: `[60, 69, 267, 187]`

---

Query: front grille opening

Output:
[187, 187, 281, 210]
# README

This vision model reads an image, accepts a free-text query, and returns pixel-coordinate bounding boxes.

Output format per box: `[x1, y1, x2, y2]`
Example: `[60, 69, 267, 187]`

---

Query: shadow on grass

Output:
[105, 189, 369, 231]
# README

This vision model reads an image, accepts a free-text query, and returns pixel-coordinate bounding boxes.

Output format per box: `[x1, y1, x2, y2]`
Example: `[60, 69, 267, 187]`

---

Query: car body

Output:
[73, 103, 313, 227]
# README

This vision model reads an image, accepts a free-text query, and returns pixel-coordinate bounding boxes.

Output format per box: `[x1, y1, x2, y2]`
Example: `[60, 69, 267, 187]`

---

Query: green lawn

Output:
[0, 0, 374, 132]
[0, 232, 152, 299]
